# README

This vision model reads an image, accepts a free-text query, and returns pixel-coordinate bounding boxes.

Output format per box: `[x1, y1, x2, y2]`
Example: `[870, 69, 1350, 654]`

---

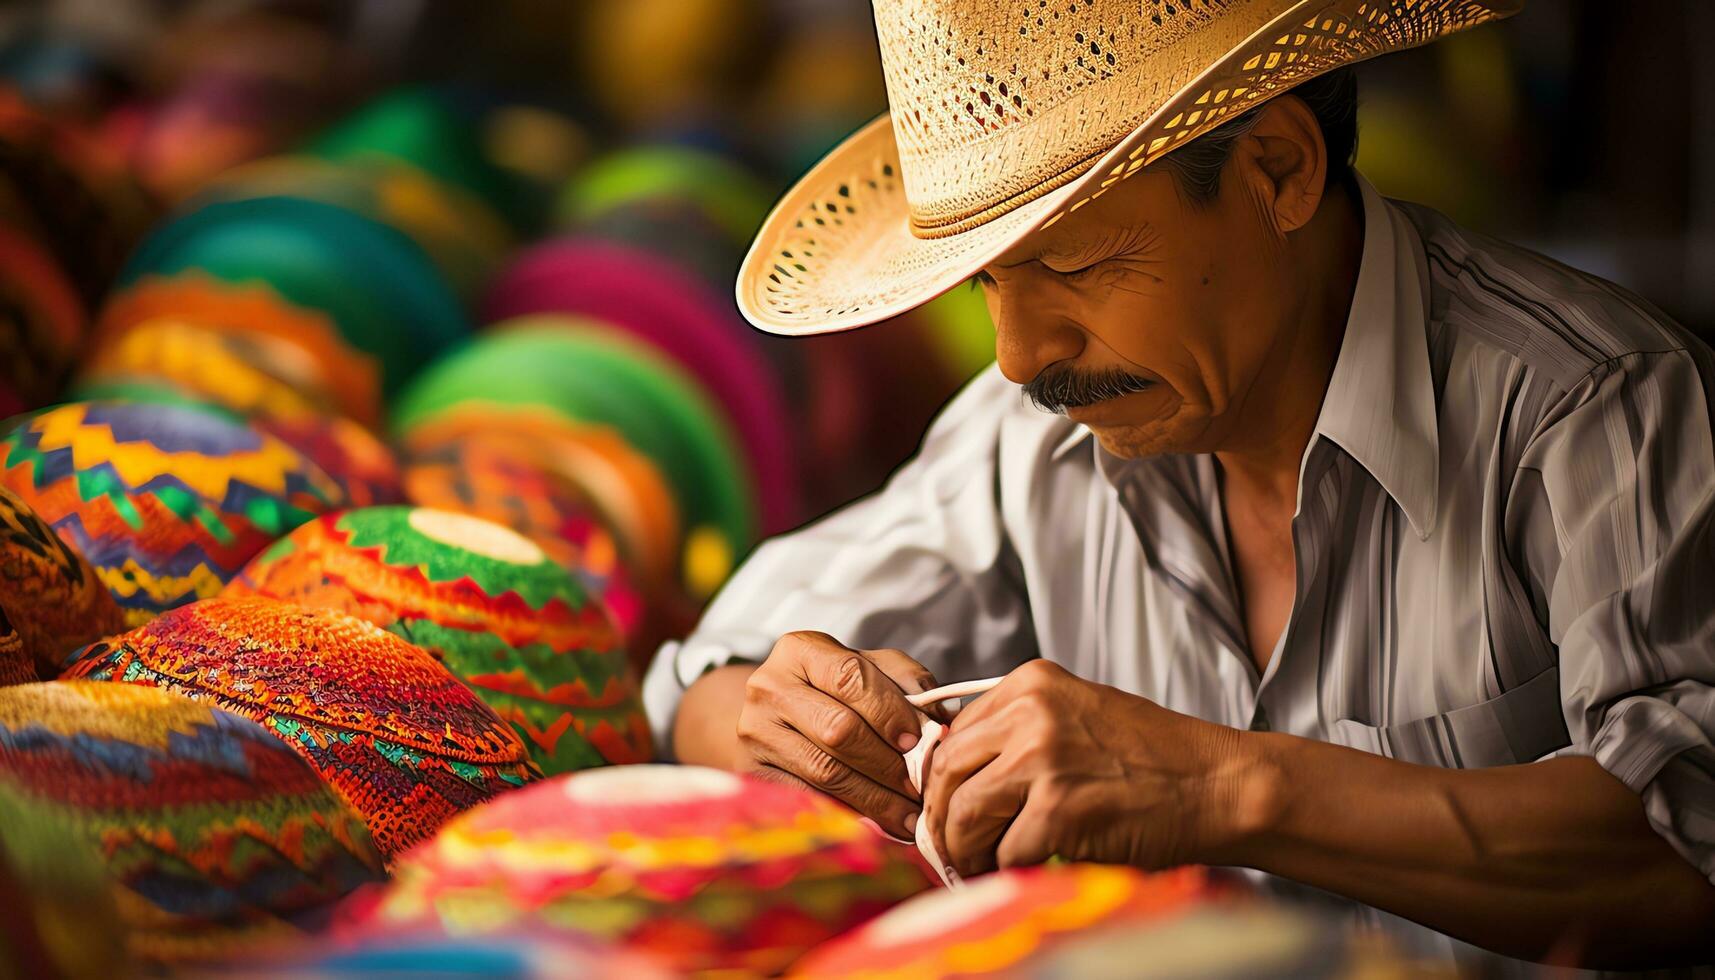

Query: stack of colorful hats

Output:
[0, 69, 1289, 979]
[554, 141, 996, 514]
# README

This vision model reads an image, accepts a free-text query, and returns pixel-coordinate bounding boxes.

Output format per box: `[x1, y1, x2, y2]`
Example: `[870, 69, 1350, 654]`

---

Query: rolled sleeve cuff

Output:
[641, 638, 761, 762]
[1589, 695, 1715, 883]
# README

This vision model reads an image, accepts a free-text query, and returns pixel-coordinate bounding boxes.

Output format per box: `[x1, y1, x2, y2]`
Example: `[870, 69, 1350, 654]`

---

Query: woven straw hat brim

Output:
[737, 0, 1521, 336]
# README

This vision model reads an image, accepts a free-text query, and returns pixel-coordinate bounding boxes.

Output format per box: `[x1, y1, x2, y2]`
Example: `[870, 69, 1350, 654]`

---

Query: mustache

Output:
[1022, 364, 1156, 414]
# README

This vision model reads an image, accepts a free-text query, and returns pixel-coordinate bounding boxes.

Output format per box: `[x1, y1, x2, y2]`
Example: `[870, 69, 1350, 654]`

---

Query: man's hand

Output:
[734, 631, 943, 839]
[923, 659, 1254, 878]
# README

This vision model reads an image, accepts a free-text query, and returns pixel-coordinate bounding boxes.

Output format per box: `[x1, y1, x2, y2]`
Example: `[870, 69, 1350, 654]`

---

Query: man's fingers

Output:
[748, 724, 921, 839]
[945, 658, 1065, 733]
[862, 647, 954, 724]
[942, 763, 1027, 878]
[861, 647, 939, 696]
[789, 636, 926, 753]
[921, 710, 1008, 834]
[777, 686, 913, 796]
[994, 795, 1057, 870]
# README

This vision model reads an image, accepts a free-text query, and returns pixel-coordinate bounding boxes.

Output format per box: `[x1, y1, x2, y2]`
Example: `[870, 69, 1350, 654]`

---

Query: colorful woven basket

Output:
[199, 155, 512, 300]
[0, 486, 125, 681]
[61, 596, 540, 858]
[116, 196, 468, 397]
[556, 144, 772, 248]
[0, 681, 386, 967]
[392, 321, 754, 597]
[399, 414, 664, 632]
[340, 765, 933, 975]
[77, 315, 346, 423]
[256, 415, 403, 510]
[480, 238, 801, 534]
[95, 273, 383, 426]
[310, 88, 514, 221]
[0, 777, 129, 980]
[228, 507, 650, 773]
[788, 864, 1230, 978]
[0, 401, 346, 626]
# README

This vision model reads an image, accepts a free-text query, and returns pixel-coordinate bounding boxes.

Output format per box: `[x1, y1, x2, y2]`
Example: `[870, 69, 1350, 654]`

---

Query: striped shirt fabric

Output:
[645, 175, 1715, 971]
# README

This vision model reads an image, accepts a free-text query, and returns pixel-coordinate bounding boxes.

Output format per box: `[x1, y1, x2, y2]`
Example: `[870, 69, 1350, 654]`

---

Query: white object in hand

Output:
[902, 676, 1006, 888]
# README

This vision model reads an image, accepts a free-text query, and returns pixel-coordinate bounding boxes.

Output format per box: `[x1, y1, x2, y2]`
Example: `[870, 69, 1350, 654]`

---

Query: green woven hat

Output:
[392, 320, 756, 573]
[229, 506, 652, 775]
[117, 196, 468, 396]
[311, 88, 513, 219]
[558, 144, 772, 247]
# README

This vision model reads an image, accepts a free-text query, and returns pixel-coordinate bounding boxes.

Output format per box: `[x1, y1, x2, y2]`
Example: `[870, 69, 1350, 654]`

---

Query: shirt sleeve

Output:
[642, 365, 1040, 757]
[1521, 348, 1715, 883]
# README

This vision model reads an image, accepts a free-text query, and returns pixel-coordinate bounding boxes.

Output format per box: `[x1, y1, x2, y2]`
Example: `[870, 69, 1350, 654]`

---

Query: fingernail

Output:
[905, 811, 919, 835]
[897, 731, 919, 751]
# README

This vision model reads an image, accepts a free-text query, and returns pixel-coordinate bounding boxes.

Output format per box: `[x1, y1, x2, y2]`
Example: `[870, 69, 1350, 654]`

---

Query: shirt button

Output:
[1249, 706, 1271, 732]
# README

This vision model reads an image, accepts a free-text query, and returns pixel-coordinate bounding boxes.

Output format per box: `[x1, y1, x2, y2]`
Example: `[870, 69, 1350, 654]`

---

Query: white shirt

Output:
[647, 176, 1715, 974]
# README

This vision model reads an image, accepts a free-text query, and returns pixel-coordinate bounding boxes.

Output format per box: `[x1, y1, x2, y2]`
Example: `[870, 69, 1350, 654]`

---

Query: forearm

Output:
[1220, 734, 1715, 967]
[671, 664, 757, 769]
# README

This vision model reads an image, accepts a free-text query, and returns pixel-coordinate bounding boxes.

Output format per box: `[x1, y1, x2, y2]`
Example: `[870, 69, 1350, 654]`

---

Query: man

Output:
[645, 0, 1715, 969]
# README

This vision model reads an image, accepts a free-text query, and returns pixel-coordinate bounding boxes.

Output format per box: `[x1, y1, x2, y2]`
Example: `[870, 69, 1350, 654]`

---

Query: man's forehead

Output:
[987, 169, 1168, 268]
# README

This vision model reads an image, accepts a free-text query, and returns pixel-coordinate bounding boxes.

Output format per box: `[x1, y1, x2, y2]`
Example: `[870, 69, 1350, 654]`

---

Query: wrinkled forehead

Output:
[985, 164, 1177, 269]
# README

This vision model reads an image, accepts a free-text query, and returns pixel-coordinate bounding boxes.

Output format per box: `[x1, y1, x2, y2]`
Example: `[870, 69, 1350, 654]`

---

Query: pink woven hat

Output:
[482, 238, 803, 534]
[736, 0, 1521, 336]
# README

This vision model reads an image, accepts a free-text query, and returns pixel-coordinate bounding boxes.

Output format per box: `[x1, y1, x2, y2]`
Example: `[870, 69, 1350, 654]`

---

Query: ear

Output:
[1233, 95, 1329, 235]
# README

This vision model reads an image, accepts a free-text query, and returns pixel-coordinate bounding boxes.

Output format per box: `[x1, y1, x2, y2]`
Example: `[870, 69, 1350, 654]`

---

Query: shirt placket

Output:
[1251, 443, 1348, 733]
[1107, 453, 1258, 725]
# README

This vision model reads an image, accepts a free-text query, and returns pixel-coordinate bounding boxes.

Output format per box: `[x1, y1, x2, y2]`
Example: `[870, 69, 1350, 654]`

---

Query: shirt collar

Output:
[1312, 174, 1440, 540]
[1058, 172, 1440, 540]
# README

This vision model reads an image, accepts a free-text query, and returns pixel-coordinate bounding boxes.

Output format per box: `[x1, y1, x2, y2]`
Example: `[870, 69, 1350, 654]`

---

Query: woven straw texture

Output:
[0, 486, 126, 682]
[738, 0, 1520, 334]
[0, 681, 385, 967]
[399, 426, 650, 637]
[0, 401, 346, 626]
[228, 507, 651, 773]
[341, 764, 933, 976]
[61, 596, 540, 859]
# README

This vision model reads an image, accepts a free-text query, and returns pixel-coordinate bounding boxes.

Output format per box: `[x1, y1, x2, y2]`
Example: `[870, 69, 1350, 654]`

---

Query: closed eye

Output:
[1057, 260, 1108, 281]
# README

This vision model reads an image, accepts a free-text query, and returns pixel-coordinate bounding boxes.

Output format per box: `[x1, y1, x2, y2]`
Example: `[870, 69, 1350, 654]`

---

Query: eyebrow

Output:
[979, 223, 1151, 281]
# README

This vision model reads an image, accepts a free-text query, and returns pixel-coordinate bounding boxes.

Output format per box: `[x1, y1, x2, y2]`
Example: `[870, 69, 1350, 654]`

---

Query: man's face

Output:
[978, 158, 1299, 459]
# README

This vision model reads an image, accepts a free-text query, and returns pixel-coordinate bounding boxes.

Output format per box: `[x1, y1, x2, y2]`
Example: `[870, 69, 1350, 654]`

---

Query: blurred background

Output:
[6, 6, 1711, 975]
[5, 0, 1708, 320]
[1, 0, 1710, 656]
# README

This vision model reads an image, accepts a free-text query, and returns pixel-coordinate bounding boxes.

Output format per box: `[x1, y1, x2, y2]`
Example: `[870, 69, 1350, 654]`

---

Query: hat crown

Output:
[877, 0, 1290, 234]
[872, 0, 1511, 237]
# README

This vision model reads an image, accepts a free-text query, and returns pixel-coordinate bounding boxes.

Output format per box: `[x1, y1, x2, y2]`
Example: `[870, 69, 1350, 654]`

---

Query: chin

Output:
[1081, 395, 1200, 459]
[1088, 422, 1186, 460]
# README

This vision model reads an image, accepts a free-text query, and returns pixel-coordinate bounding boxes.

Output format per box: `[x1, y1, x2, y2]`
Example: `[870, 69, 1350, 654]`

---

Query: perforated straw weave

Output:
[738, 0, 1520, 335]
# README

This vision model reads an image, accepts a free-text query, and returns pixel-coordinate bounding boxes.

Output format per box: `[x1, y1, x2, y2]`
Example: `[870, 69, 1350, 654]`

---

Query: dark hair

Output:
[1154, 67, 1358, 203]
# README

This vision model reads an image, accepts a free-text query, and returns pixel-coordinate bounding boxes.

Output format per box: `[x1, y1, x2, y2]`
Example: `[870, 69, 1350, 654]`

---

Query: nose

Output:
[984, 274, 1085, 386]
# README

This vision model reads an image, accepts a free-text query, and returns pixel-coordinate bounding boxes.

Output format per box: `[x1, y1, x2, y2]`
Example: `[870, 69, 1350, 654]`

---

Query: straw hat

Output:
[737, 0, 1521, 336]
